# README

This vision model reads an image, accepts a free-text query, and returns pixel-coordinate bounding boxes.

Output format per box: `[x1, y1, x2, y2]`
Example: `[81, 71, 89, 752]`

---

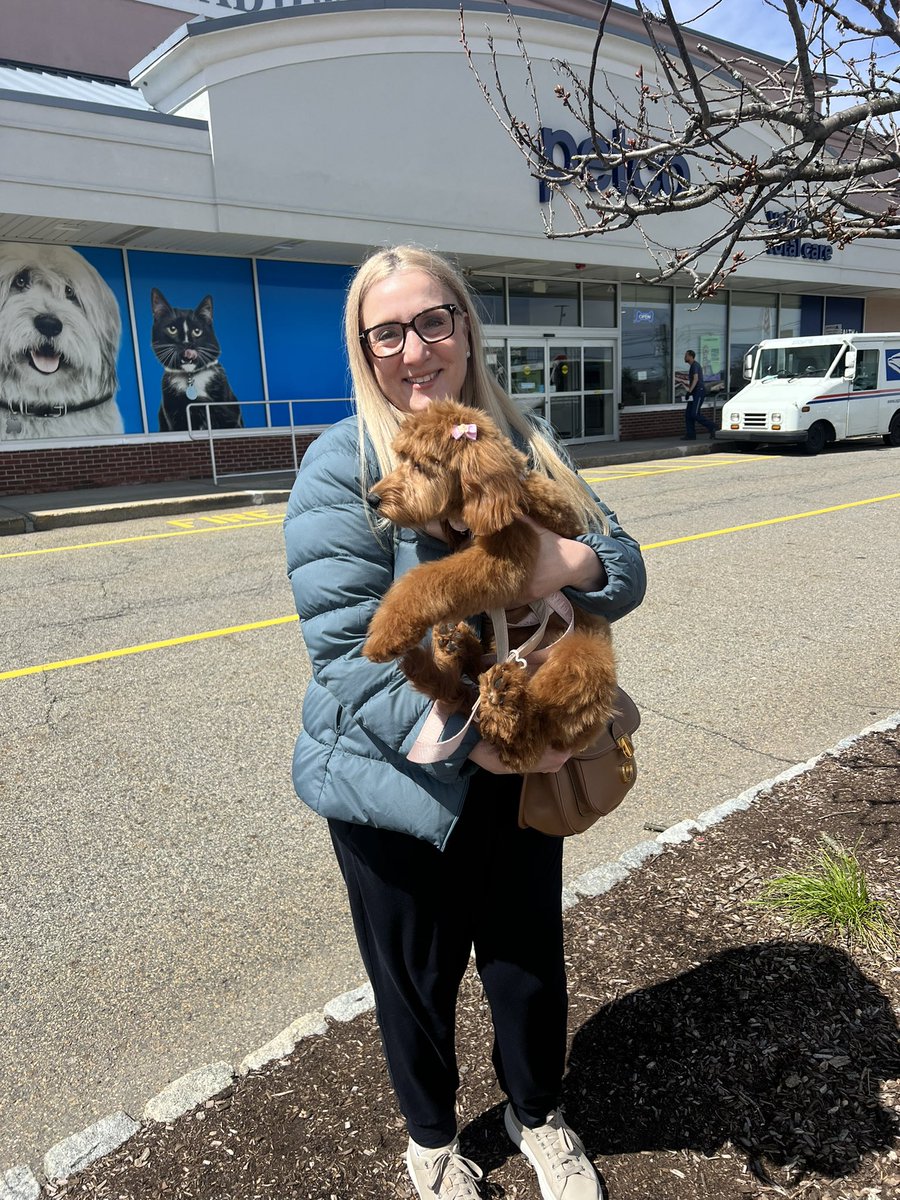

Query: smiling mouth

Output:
[407, 371, 439, 386]
[26, 344, 65, 375]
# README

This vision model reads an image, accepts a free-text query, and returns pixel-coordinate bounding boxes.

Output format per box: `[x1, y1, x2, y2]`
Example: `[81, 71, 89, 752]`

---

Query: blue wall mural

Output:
[0, 242, 361, 442]
[128, 251, 266, 432]
[256, 260, 354, 427]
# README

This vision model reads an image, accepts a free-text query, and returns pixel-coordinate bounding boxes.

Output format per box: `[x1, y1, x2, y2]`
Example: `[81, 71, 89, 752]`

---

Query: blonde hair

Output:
[345, 245, 603, 530]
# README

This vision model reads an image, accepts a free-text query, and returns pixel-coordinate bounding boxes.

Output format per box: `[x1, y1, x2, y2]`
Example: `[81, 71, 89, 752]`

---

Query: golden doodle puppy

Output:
[363, 399, 618, 773]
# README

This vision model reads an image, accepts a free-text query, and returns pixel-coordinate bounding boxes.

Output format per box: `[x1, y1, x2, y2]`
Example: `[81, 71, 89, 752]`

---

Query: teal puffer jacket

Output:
[284, 416, 646, 849]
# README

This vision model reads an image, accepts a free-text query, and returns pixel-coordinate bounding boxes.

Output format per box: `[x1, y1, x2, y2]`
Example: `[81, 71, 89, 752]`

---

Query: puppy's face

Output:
[368, 401, 529, 535]
[0, 244, 120, 408]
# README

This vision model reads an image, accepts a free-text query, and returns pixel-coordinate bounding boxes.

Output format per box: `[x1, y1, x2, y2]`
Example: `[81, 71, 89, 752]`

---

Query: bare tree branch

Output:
[459, 0, 900, 294]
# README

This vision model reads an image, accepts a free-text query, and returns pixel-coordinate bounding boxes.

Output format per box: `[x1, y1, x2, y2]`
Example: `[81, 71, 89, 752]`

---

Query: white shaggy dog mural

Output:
[0, 243, 124, 439]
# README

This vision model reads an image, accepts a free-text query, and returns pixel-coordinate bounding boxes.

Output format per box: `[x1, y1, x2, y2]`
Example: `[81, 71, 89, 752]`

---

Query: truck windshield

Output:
[756, 343, 844, 380]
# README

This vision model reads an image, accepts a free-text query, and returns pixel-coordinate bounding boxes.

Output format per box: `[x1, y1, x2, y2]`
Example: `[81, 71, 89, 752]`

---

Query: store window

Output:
[582, 283, 617, 328]
[778, 295, 803, 337]
[824, 296, 864, 333]
[675, 290, 726, 403]
[469, 275, 506, 325]
[508, 278, 579, 327]
[620, 284, 672, 405]
[728, 291, 777, 394]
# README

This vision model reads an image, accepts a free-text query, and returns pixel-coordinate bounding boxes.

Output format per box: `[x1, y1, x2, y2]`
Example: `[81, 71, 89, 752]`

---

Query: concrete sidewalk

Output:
[0, 436, 722, 537]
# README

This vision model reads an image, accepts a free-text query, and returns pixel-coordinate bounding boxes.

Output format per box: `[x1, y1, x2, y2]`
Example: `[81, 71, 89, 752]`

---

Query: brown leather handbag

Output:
[518, 686, 640, 837]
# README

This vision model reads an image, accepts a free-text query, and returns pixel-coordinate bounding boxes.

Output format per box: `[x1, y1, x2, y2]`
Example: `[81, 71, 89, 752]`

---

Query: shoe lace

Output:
[425, 1147, 484, 1199]
[530, 1115, 591, 1184]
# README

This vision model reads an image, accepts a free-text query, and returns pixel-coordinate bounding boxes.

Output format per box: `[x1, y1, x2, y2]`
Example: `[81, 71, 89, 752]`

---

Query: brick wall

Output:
[621, 408, 686, 439]
[0, 433, 318, 496]
[0, 407, 708, 495]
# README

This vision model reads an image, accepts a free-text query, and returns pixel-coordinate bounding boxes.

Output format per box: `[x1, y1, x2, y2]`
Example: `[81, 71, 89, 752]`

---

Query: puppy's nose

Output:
[366, 491, 382, 510]
[34, 313, 63, 339]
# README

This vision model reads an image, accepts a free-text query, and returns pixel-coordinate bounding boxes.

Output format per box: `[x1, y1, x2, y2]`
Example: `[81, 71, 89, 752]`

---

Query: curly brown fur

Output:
[363, 399, 618, 772]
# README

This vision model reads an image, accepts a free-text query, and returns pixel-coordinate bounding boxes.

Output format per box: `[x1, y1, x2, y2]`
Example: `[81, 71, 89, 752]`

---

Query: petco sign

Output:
[538, 127, 691, 203]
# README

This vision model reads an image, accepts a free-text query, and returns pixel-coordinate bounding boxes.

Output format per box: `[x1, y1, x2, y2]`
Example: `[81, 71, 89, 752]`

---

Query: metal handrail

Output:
[185, 399, 347, 485]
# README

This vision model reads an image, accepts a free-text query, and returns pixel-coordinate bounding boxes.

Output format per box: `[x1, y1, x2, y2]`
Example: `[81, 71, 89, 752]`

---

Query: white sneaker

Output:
[504, 1105, 606, 1200]
[406, 1137, 484, 1199]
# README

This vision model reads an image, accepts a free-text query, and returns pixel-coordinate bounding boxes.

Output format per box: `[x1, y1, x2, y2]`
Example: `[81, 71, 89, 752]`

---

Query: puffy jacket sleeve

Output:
[565, 499, 646, 622]
[284, 425, 479, 780]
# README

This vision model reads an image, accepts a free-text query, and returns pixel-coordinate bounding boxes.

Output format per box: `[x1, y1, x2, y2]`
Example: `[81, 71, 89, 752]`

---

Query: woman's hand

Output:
[469, 739, 572, 775]
[519, 516, 607, 602]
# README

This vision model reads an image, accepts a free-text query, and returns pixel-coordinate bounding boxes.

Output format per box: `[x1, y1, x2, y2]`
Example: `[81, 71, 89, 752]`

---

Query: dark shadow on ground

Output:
[557, 941, 900, 1181]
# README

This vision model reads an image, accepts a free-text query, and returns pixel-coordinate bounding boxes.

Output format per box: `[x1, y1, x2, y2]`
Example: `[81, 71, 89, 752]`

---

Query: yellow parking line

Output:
[581, 457, 769, 483]
[0, 516, 284, 560]
[5, 490, 898, 681]
[642, 491, 900, 549]
[0, 615, 298, 680]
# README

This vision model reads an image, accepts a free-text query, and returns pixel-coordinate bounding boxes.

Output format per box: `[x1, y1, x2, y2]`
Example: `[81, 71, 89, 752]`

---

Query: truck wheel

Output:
[883, 413, 900, 447]
[801, 422, 829, 456]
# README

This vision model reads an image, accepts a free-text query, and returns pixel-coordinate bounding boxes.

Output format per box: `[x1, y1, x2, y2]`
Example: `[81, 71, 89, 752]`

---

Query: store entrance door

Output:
[488, 339, 617, 441]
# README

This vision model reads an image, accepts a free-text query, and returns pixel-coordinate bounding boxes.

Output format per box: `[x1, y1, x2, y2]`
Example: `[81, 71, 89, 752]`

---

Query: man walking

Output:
[683, 350, 716, 440]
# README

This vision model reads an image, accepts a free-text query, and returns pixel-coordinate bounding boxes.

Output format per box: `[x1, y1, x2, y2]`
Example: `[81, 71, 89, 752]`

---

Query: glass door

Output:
[508, 340, 547, 420]
[583, 345, 615, 437]
[487, 339, 617, 441]
[547, 343, 583, 438]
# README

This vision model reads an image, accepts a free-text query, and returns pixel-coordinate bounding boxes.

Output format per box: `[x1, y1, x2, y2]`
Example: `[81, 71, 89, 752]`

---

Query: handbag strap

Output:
[406, 590, 574, 764]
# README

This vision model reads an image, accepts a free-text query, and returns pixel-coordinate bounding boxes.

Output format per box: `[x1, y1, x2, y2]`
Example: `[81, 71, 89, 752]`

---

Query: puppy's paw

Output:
[478, 662, 530, 742]
[434, 622, 482, 672]
[363, 608, 426, 663]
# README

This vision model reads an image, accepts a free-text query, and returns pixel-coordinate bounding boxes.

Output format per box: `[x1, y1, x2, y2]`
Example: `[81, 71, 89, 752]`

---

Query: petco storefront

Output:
[2, 0, 900, 495]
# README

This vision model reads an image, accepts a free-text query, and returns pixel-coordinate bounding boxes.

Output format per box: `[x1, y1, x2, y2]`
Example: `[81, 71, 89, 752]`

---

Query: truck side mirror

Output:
[743, 350, 754, 380]
[843, 349, 857, 380]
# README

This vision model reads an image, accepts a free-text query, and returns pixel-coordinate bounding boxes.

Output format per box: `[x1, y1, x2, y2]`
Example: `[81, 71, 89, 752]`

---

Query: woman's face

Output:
[360, 269, 470, 413]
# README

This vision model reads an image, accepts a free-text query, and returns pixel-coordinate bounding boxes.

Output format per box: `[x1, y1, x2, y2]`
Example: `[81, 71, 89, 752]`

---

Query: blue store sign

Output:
[538, 127, 691, 203]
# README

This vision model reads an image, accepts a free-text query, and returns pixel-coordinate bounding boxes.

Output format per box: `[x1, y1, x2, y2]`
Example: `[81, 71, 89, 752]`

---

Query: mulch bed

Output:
[45, 727, 900, 1200]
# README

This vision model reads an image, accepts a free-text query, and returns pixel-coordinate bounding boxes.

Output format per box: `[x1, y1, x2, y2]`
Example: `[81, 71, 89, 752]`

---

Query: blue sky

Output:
[620, 1, 870, 62]
[659, 1, 797, 58]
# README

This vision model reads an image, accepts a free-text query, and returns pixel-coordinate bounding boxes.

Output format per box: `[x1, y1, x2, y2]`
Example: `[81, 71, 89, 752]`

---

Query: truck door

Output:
[847, 347, 880, 435]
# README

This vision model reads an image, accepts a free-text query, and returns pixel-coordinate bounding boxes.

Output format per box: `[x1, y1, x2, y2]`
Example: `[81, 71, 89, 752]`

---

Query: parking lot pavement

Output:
[3, 438, 897, 1174]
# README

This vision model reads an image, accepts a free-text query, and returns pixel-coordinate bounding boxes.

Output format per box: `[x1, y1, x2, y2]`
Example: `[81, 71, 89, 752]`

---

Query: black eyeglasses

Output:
[360, 304, 462, 358]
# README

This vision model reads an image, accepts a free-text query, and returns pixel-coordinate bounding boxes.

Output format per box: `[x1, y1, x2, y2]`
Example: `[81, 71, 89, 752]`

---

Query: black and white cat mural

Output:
[150, 288, 243, 432]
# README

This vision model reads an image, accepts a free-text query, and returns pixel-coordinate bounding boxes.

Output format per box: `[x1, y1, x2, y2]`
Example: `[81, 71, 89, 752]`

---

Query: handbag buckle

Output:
[617, 733, 636, 784]
[616, 733, 635, 759]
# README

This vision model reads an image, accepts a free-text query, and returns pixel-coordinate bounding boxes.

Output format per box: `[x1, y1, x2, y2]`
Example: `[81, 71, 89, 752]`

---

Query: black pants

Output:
[329, 771, 566, 1148]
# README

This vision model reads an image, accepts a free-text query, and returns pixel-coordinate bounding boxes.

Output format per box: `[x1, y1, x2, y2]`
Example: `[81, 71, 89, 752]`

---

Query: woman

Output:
[285, 246, 646, 1200]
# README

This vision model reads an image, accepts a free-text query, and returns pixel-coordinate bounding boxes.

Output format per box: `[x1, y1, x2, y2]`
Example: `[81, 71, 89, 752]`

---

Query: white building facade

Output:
[2, 0, 898, 494]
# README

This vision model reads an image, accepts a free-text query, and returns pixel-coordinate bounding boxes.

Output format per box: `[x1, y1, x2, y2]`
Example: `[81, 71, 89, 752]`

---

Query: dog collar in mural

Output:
[0, 395, 114, 418]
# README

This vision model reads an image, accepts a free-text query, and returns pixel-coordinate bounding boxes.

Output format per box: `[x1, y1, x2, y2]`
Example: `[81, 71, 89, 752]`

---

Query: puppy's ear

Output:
[151, 288, 172, 319]
[458, 437, 526, 535]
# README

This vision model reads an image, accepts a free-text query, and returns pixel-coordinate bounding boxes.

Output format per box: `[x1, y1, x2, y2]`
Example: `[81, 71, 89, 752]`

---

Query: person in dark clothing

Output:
[683, 349, 716, 439]
[284, 246, 646, 1199]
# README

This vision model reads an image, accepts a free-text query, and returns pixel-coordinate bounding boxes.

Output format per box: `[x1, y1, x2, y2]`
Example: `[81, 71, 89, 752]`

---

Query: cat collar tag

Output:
[185, 383, 198, 400]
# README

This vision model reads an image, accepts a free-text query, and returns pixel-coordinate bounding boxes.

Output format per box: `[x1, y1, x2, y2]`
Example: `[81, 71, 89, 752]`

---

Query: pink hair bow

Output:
[451, 423, 478, 440]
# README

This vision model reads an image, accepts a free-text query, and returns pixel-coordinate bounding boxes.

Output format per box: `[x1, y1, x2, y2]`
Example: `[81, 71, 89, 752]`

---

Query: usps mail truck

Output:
[717, 333, 900, 454]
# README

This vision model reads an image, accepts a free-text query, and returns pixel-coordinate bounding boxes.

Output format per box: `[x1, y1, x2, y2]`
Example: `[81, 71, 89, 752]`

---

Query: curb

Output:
[574, 440, 720, 469]
[7, 709, 898, 1195]
[0, 490, 293, 537]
